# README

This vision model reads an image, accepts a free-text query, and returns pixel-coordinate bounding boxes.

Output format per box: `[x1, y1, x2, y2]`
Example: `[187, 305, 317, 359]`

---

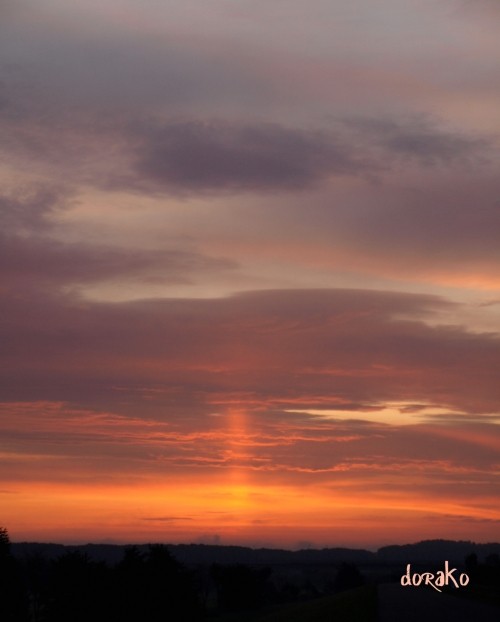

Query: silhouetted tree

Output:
[114, 545, 201, 622]
[465, 551, 500, 592]
[0, 527, 30, 621]
[485, 553, 500, 567]
[211, 563, 274, 611]
[0, 527, 10, 555]
[44, 551, 112, 622]
[113, 546, 150, 622]
[19, 552, 51, 622]
[144, 544, 202, 621]
[334, 562, 365, 592]
[465, 552, 478, 574]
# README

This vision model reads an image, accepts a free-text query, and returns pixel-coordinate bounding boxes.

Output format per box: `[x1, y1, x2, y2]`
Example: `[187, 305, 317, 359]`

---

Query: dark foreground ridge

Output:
[378, 582, 500, 622]
[2, 528, 500, 621]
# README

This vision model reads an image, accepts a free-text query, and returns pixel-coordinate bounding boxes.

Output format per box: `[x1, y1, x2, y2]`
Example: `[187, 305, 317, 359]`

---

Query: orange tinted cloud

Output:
[1, 395, 498, 545]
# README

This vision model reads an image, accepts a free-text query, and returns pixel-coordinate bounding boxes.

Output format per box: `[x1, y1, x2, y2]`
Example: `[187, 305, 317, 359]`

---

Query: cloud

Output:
[0, 399, 497, 508]
[114, 115, 494, 196]
[342, 115, 491, 166]
[125, 120, 368, 195]
[254, 166, 500, 286]
[1, 0, 498, 548]
[456, 0, 500, 20]
[0, 189, 236, 294]
[141, 517, 194, 522]
[1, 288, 498, 413]
[2, 25, 494, 199]
[0, 186, 69, 232]
[0, 233, 235, 290]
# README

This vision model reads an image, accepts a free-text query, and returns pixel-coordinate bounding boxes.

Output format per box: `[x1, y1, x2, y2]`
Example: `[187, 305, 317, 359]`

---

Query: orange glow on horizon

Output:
[1, 399, 499, 546]
[3, 476, 499, 547]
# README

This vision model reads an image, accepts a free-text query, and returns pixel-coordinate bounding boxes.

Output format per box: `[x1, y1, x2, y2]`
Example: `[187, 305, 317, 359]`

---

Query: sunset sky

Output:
[1, 0, 499, 549]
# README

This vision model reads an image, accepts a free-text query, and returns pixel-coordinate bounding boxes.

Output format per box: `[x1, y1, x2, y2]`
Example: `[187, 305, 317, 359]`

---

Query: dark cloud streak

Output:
[129, 120, 369, 194]
[1, 288, 498, 414]
[342, 116, 491, 166]
[0, 233, 235, 289]
[120, 116, 494, 195]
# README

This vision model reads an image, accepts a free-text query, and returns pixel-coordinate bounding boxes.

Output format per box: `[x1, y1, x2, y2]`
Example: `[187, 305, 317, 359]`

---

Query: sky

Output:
[1, 0, 499, 549]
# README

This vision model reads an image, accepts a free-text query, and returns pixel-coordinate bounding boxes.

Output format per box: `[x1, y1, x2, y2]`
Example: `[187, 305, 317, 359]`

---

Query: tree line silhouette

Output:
[0, 526, 372, 621]
[2, 526, 498, 620]
[1, 527, 203, 622]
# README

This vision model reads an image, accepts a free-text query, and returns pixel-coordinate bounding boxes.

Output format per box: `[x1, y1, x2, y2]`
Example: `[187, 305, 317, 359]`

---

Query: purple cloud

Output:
[1, 287, 498, 414]
[128, 120, 368, 194]
[342, 116, 490, 166]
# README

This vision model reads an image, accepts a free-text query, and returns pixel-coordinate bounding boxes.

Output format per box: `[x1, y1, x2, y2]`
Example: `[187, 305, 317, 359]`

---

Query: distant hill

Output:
[11, 542, 376, 566]
[377, 539, 500, 563]
[11, 539, 500, 567]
